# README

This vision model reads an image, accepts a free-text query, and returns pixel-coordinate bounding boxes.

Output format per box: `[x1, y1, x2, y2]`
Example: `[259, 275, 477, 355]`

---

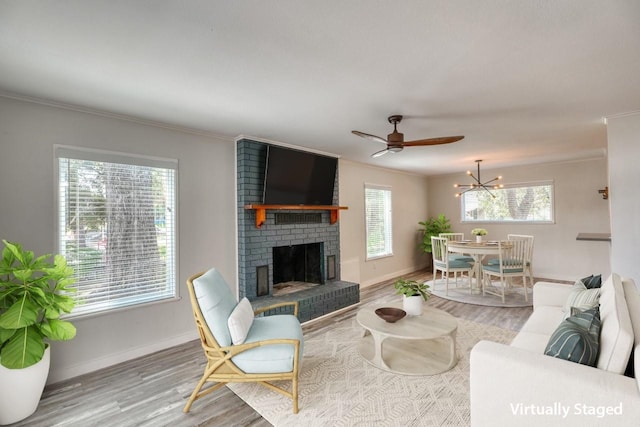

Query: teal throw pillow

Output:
[581, 274, 602, 289]
[544, 306, 601, 367]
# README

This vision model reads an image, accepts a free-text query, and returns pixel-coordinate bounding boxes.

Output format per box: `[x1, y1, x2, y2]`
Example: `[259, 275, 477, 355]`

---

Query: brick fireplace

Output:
[236, 138, 359, 321]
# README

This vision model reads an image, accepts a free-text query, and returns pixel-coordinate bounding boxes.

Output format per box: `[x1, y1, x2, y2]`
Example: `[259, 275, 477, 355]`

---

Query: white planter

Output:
[403, 295, 424, 316]
[476, 235, 483, 243]
[0, 346, 50, 425]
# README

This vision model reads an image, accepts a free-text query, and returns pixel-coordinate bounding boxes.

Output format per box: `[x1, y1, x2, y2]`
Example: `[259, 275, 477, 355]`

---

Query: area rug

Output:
[427, 278, 533, 308]
[227, 315, 516, 426]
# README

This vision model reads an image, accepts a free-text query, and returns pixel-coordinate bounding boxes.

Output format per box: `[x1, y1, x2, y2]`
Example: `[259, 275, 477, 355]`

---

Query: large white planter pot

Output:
[0, 346, 50, 425]
[403, 295, 424, 316]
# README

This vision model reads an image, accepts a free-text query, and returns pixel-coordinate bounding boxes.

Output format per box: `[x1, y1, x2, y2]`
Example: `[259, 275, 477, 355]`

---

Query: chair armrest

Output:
[470, 340, 640, 426]
[254, 301, 299, 317]
[532, 281, 573, 310]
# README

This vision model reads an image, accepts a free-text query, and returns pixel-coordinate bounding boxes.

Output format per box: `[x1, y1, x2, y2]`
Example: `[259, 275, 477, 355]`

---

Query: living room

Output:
[0, 2, 639, 426]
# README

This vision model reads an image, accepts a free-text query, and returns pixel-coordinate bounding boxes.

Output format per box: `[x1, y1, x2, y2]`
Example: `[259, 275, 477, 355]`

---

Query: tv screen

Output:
[263, 146, 337, 205]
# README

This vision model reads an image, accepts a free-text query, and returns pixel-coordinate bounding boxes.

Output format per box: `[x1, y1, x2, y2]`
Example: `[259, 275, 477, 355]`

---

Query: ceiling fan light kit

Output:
[351, 115, 464, 158]
[454, 159, 504, 198]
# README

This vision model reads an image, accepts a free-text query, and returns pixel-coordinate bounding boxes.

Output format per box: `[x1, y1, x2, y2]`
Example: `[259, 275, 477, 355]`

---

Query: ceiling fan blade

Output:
[371, 148, 390, 158]
[351, 130, 388, 145]
[400, 136, 464, 147]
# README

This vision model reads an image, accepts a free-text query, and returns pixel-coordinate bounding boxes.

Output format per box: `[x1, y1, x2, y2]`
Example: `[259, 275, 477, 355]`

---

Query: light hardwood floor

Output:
[16, 270, 544, 427]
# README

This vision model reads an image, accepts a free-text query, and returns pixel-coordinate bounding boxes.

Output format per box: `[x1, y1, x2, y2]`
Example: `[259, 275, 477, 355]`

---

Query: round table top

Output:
[447, 240, 511, 254]
[356, 303, 457, 340]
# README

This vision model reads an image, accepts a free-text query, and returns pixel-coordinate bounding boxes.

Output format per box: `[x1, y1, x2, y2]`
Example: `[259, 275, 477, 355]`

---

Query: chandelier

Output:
[454, 160, 503, 198]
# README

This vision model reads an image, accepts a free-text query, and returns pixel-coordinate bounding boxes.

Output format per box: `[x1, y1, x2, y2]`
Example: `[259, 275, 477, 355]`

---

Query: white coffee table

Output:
[356, 303, 458, 375]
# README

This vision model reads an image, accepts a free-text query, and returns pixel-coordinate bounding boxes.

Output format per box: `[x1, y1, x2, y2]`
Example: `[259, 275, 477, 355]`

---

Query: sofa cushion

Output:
[519, 306, 566, 335]
[511, 331, 552, 353]
[563, 281, 601, 313]
[228, 297, 254, 345]
[596, 274, 634, 374]
[544, 306, 601, 366]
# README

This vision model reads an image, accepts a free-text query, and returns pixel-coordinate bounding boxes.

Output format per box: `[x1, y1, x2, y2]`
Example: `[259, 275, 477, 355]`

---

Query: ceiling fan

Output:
[352, 115, 464, 158]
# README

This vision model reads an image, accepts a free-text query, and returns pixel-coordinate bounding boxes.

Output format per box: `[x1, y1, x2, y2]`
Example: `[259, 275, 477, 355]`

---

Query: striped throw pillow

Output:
[544, 306, 601, 366]
[563, 281, 601, 313]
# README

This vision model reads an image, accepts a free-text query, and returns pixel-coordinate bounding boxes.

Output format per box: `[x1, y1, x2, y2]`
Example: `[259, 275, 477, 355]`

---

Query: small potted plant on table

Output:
[471, 228, 488, 243]
[394, 278, 431, 316]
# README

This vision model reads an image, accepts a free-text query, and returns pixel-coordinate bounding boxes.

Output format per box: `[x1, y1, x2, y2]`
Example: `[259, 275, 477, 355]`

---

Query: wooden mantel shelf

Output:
[244, 204, 348, 228]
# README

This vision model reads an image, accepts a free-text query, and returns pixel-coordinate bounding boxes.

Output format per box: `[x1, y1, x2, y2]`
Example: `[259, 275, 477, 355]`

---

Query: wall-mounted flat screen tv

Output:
[262, 145, 337, 205]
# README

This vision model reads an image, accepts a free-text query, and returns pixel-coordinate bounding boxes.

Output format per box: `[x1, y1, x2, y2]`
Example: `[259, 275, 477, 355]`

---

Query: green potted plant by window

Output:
[394, 278, 430, 316]
[0, 240, 77, 425]
[419, 214, 452, 254]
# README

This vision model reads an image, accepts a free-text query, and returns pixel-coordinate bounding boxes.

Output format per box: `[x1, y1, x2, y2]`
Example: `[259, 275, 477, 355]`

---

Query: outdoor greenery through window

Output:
[365, 184, 393, 259]
[461, 181, 554, 223]
[56, 146, 177, 316]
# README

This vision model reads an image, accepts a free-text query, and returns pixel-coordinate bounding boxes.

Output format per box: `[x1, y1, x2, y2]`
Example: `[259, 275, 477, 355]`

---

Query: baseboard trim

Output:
[360, 264, 428, 288]
[47, 330, 199, 385]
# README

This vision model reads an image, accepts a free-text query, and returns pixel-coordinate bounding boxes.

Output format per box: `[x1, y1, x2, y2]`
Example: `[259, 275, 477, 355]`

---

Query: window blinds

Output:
[56, 146, 177, 316]
[364, 184, 393, 259]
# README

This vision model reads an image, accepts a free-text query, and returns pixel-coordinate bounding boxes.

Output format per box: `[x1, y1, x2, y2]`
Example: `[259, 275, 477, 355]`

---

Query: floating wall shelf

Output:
[244, 204, 348, 228]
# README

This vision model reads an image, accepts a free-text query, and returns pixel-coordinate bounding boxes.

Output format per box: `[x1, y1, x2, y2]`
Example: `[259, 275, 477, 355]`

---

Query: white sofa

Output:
[470, 273, 640, 426]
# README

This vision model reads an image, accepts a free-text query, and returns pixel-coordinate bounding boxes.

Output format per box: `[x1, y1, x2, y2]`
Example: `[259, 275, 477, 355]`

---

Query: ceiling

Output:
[1, 1, 639, 175]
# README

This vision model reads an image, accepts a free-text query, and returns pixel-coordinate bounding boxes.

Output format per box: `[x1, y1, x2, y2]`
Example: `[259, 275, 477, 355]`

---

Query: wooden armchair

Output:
[183, 268, 303, 414]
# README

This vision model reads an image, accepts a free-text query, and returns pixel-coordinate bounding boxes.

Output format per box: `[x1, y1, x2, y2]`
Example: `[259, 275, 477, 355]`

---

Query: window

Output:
[365, 184, 393, 259]
[56, 146, 177, 317]
[461, 181, 554, 223]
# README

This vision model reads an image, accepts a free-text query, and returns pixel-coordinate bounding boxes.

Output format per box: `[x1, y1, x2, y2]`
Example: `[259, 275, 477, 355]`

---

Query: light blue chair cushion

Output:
[232, 314, 304, 374]
[449, 254, 474, 262]
[483, 264, 524, 274]
[192, 268, 238, 347]
[487, 258, 529, 266]
[435, 259, 473, 269]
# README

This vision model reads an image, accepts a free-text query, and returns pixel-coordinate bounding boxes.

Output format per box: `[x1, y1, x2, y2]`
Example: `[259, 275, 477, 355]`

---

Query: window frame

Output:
[460, 180, 555, 224]
[55, 145, 179, 318]
[364, 183, 393, 260]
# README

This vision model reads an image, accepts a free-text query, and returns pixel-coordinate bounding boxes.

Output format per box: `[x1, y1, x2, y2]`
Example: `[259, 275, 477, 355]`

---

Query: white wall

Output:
[427, 159, 611, 281]
[0, 96, 237, 383]
[338, 160, 430, 288]
[607, 112, 640, 287]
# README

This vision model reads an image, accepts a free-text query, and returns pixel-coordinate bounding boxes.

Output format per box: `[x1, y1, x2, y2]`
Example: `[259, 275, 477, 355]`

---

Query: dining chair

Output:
[183, 268, 303, 414]
[488, 234, 534, 285]
[482, 240, 530, 303]
[439, 233, 474, 263]
[431, 236, 474, 295]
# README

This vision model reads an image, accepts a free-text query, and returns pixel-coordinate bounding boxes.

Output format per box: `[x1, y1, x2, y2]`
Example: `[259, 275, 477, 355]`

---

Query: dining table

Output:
[446, 240, 512, 292]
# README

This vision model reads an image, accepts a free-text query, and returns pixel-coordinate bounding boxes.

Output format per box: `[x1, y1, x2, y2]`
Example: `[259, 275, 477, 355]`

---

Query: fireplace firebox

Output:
[273, 242, 324, 286]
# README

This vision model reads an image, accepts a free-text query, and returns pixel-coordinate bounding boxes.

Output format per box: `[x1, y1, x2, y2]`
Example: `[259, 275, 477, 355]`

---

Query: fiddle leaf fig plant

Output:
[0, 240, 77, 369]
[418, 214, 452, 254]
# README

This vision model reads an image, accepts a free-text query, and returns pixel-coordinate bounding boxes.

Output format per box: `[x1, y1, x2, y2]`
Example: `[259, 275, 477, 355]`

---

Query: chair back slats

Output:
[498, 239, 526, 271]
[431, 236, 448, 264]
[439, 232, 465, 242]
[506, 234, 534, 277]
